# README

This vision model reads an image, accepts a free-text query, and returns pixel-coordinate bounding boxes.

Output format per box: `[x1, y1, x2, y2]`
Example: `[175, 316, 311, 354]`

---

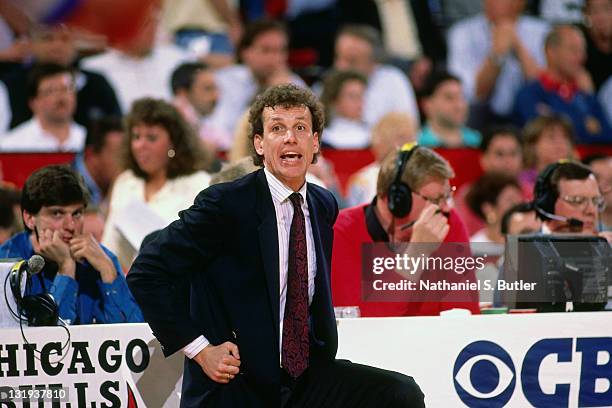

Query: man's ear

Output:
[254, 133, 264, 156]
[22, 210, 36, 231]
[313, 131, 320, 154]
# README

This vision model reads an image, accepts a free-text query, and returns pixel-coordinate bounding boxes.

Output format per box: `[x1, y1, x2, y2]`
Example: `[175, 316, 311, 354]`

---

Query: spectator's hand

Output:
[491, 20, 516, 57]
[70, 233, 116, 283]
[408, 57, 432, 92]
[193, 342, 241, 383]
[409, 204, 449, 247]
[37, 229, 75, 278]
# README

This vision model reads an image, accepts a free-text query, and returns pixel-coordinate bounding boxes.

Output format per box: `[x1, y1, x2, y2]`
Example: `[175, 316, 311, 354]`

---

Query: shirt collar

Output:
[539, 71, 579, 102]
[263, 167, 308, 205]
[364, 197, 389, 242]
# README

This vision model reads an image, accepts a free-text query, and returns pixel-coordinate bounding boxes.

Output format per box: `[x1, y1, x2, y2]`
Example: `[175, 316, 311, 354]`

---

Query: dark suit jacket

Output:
[127, 169, 339, 407]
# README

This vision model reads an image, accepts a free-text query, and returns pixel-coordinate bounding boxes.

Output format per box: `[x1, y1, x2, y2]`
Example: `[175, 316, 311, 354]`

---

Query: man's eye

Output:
[272, 126, 282, 132]
[297, 125, 306, 131]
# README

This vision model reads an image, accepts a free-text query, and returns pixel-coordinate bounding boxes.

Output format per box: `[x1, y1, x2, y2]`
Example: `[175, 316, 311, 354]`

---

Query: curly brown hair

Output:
[247, 84, 324, 166]
[123, 98, 212, 179]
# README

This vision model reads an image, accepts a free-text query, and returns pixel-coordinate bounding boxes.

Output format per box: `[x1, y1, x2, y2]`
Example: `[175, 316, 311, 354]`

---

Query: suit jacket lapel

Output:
[255, 170, 280, 342]
[306, 187, 331, 307]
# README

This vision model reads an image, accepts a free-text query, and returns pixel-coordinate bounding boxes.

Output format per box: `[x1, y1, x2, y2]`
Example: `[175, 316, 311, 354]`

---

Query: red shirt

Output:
[331, 204, 480, 317]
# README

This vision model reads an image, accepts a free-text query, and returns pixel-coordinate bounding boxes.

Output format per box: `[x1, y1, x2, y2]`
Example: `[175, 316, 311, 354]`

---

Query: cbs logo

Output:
[453, 341, 516, 407]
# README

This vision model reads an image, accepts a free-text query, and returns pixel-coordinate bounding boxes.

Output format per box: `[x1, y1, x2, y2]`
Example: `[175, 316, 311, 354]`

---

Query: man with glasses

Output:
[536, 161, 611, 243]
[331, 146, 479, 317]
[0, 165, 143, 325]
[0, 63, 85, 152]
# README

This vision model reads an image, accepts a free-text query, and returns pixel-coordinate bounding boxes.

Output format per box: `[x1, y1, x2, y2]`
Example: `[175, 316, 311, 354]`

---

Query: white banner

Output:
[1, 313, 612, 407]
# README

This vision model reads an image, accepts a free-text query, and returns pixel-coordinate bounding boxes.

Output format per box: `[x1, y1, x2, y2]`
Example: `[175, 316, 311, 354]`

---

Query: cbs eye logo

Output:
[453, 341, 516, 407]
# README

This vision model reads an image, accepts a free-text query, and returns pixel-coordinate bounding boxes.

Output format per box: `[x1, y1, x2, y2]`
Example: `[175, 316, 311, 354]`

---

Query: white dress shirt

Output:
[0, 118, 85, 152]
[323, 117, 371, 149]
[183, 168, 317, 360]
[448, 14, 550, 116]
[364, 65, 420, 127]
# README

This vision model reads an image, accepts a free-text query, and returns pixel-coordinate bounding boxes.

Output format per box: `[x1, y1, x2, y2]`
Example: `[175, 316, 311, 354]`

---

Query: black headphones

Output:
[387, 143, 420, 218]
[533, 160, 571, 216]
[9, 260, 58, 327]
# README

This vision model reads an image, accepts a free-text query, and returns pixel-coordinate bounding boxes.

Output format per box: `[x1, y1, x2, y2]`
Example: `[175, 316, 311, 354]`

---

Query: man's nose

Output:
[283, 130, 297, 143]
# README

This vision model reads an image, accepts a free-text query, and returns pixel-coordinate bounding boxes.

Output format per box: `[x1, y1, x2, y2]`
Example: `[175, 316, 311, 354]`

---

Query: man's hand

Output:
[37, 229, 75, 278]
[193, 342, 241, 384]
[70, 233, 116, 283]
[410, 204, 450, 246]
[491, 20, 516, 58]
[598, 231, 612, 244]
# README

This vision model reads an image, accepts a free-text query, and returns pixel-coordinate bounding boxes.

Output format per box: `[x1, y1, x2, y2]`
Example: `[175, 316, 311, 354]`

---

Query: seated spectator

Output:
[208, 19, 306, 138]
[102, 98, 212, 269]
[1, 24, 121, 130]
[448, 0, 549, 123]
[83, 206, 106, 242]
[0, 63, 85, 152]
[520, 115, 577, 200]
[581, 0, 612, 92]
[170, 62, 231, 151]
[332, 144, 479, 317]
[0, 186, 21, 244]
[333, 24, 420, 127]
[0, 165, 143, 324]
[345, 112, 416, 207]
[600, 76, 612, 124]
[209, 157, 259, 185]
[81, 6, 191, 113]
[465, 173, 524, 254]
[455, 125, 524, 235]
[417, 71, 481, 148]
[583, 154, 612, 230]
[320, 69, 370, 149]
[514, 25, 612, 143]
[72, 117, 124, 212]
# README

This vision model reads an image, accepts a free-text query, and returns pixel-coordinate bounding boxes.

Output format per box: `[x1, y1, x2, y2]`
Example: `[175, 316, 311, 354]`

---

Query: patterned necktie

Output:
[282, 192, 309, 378]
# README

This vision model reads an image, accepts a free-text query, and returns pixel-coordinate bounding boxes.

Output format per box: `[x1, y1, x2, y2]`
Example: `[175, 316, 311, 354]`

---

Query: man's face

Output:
[389, 177, 453, 242]
[548, 28, 586, 79]
[590, 157, 612, 210]
[30, 73, 77, 124]
[552, 176, 602, 234]
[425, 80, 468, 129]
[334, 79, 365, 120]
[31, 27, 76, 65]
[93, 131, 125, 189]
[480, 134, 523, 176]
[334, 34, 374, 75]
[508, 210, 541, 235]
[584, 0, 612, 38]
[253, 105, 320, 191]
[23, 203, 85, 244]
[188, 70, 218, 116]
[242, 29, 288, 81]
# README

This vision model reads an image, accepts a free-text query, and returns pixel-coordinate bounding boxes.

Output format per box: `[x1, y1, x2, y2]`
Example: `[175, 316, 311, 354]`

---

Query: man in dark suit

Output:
[127, 84, 425, 407]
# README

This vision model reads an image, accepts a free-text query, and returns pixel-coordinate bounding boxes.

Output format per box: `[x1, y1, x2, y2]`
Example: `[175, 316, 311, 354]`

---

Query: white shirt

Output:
[448, 14, 550, 116]
[323, 117, 371, 149]
[208, 64, 307, 137]
[81, 45, 192, 112]
[599, 77, 612, 125]
[0, 82, 9, 134]
[0, 118, 85, 152]
[364, 64, 420, 127]
[183, 168, 317, 360]
[102, 169, 211, 268]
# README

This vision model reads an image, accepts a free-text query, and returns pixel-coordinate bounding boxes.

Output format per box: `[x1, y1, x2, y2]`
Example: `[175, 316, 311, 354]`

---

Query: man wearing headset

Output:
[533, 160, 612, 243]
[331, 144, 480, 317]
[0, 165, 143, 325]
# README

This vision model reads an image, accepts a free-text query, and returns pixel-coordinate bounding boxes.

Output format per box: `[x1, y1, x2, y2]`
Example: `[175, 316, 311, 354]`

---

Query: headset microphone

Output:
[534, 206, 584, 229]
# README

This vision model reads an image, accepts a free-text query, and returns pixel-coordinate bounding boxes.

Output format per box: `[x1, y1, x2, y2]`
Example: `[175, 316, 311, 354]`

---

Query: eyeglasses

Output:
[414, 185, 456, 207]
[560, 195, 606, 211]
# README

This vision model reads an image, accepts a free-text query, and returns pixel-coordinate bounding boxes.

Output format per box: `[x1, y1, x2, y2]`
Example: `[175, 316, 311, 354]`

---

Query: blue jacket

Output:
[514, 80, 612, 144]
[0, 232, 143, 324]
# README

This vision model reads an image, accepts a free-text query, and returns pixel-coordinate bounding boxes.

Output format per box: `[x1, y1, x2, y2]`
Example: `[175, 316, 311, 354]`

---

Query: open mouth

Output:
[280, 152, 302, 162]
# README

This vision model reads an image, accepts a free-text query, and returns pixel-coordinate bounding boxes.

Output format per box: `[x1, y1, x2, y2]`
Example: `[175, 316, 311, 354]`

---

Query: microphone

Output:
[12, 255, 45, 277]
[534, 206, 584, 229]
